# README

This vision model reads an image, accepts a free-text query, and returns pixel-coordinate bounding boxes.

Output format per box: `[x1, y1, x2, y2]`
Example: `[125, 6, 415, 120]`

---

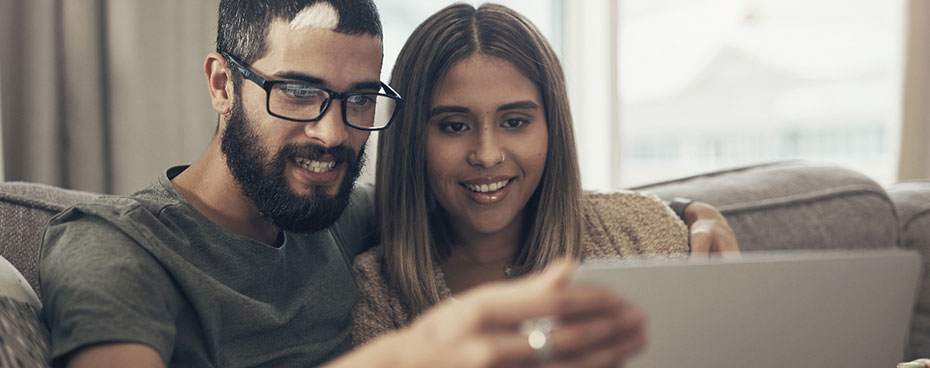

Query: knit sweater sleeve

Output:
[350, 246, 407, 348]
[581, 191, 690, 259]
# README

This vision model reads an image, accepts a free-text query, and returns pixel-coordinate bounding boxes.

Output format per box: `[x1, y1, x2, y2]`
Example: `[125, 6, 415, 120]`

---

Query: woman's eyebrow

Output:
[430, 100, 539, 116]
[497, 101, 539, 111]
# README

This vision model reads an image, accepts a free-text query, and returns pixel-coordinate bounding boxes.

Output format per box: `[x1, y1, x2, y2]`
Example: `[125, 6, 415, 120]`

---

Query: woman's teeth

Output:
[295, 157, 336, 173]
[465, 180, 510, 193]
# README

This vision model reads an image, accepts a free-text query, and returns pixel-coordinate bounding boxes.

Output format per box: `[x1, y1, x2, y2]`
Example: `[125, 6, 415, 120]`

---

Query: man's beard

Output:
[220, 100, 366, 233]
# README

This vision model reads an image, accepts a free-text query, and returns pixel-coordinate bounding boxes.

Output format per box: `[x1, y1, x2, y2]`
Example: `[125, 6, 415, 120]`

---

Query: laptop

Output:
[572, 249, 923, 368]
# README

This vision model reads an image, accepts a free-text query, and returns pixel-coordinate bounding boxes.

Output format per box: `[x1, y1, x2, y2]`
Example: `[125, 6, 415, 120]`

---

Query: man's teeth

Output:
[295, 157, 336, 173]
[465, 180, 510, 193]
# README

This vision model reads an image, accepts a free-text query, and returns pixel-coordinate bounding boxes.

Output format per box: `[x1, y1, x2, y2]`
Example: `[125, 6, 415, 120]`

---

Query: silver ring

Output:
[499, 153, 506, 163]
[520, 317, 554, 363]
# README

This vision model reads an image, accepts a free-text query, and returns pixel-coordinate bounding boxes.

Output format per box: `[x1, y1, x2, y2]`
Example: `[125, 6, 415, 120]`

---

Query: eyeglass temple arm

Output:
[223, 53, 267, 89]
[381, 82, 402, 100]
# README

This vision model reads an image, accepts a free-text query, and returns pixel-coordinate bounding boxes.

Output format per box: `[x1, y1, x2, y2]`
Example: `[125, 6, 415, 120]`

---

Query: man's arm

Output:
[66, 343, 164, 368]
[667, 198, 740, 257]
[681, 201, 740, 258]
[898, 359, 930, 368]
[328, 260, 645, 368]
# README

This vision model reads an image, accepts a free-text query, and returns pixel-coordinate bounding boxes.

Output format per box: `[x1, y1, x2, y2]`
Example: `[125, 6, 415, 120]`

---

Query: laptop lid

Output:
[573, 249, 922, 368]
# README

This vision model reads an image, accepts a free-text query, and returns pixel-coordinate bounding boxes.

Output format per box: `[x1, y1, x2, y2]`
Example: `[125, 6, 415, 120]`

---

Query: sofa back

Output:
[0, 182, 100, 298]
[633, 161, 898, 252]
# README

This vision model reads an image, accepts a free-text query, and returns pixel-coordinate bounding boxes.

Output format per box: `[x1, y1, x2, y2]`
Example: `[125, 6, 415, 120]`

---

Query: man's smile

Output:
[295, 157, 337, 173]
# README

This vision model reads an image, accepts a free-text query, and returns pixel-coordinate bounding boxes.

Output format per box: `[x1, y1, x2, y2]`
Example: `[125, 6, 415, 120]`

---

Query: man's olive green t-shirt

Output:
[39, 166, 376, 367]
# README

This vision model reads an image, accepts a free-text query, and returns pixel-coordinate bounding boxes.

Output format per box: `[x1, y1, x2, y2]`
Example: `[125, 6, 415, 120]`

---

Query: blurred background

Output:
[1, 0, 928, 194]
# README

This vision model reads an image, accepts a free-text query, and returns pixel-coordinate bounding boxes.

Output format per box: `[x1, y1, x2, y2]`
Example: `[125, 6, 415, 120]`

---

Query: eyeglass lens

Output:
[268, 83, 396, 129]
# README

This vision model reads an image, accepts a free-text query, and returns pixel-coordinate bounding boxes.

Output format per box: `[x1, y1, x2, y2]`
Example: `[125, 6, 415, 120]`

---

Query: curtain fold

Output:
[105, 1, 219, 194]
[899, 0, 930, 181]
[1, 0, 73, 188]
[0, 0, 219, 194]
[62, 0, 109, 192]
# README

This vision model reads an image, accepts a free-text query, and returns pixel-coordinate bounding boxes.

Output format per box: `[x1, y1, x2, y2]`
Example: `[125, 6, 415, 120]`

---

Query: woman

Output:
[353, 3, 700, 345]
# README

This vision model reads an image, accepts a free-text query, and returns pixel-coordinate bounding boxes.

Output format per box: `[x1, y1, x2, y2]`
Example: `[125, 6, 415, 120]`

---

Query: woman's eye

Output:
[438, 121, 469, 133]
[502, 119, 528, 129]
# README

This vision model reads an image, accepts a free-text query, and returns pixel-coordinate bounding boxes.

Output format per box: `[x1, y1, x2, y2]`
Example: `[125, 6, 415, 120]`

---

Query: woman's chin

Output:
[458, 213, 520, 236]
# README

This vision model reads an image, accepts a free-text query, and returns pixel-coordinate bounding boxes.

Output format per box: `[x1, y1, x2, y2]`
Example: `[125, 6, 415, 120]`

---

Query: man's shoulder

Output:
[59, 179, 177, 215]
[329, 182, 378, 257]
[342, 182, 375, 218]
[40, 178, 200, 267]
[46, 184, 182, 236]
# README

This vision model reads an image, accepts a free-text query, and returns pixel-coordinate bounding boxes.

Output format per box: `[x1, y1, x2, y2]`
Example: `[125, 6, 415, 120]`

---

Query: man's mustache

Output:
[277, 143, 357, 164]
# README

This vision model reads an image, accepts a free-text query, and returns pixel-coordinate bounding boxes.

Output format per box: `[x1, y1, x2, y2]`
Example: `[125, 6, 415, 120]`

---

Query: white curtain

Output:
[0, 65, 4, 181]
[0, 64, 3, 181]
[899, 0, 930, 181]
[0, 0, 219, 194]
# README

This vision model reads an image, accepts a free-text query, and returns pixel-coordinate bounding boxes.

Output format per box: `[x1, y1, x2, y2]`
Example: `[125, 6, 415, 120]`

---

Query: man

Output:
[39, 1, 736, 367]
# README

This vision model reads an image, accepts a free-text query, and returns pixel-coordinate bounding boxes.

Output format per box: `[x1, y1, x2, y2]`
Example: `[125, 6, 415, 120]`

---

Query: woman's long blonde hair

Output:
[376, 3, 584, 313]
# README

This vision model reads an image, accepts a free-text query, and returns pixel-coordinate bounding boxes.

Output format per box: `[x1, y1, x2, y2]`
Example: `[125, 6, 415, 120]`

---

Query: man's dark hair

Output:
[216, 0, 382, 65]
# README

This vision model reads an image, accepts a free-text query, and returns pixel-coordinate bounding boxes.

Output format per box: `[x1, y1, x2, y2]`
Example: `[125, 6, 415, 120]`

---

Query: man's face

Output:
[221, 20, 382, 233]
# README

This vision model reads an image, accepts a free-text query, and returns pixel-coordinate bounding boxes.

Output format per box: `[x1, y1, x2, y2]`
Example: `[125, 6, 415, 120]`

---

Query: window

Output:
[375, 0, 562, 83]
[617, 0, 905, 186]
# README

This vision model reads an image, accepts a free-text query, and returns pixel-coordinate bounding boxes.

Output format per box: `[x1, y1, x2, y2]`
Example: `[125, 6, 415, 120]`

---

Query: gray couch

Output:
[1, 161, 928, 363]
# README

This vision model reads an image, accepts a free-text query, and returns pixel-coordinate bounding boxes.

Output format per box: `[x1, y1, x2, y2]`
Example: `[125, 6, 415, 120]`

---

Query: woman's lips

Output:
[460, 177, 515, 204]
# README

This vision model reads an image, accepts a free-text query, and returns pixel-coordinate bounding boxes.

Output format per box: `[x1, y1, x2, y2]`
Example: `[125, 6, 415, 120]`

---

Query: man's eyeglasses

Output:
[223, 52, 402, 131]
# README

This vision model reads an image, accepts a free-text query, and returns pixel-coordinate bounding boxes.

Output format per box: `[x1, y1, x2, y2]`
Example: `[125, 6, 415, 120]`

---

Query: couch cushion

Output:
[0, 182, 99, 297]
[631, 161, 898, 252]
[887, 180, 930, 360]
[0, 255, 49, 367]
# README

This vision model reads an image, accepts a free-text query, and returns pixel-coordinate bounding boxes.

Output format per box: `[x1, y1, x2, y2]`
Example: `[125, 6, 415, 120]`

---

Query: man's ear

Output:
[205, 52, 234, 115]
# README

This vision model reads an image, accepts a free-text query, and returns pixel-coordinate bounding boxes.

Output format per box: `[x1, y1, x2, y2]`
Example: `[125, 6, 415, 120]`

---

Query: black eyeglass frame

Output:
[222, 52, 402, 131]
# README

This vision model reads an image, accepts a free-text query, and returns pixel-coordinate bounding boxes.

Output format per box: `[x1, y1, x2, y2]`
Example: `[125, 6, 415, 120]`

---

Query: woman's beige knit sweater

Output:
[350, 191, 689, 346]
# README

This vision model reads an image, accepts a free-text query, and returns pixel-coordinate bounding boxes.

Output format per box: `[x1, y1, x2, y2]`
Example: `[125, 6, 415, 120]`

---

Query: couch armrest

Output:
[887, 180, 930, 359]
[0, 255, 49, 366]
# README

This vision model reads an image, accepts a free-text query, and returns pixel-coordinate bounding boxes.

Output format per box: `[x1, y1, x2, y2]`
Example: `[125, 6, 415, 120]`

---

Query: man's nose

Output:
[304, 101, 349, 148]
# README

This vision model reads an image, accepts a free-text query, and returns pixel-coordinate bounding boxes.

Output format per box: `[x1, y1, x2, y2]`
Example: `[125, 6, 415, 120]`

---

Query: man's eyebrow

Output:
[272, 72, 381, 92]
[498, 101, 539, 111]
[351, 80, 382, 92]
[273, 71, 327, 86]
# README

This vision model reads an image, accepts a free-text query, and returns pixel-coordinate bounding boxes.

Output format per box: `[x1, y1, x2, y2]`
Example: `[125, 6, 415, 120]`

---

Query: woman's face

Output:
[426, 54, 548, 239]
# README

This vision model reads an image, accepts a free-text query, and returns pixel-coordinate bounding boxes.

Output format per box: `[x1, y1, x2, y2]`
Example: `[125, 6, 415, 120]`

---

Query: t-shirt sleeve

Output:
[39, 207, 183, 366]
